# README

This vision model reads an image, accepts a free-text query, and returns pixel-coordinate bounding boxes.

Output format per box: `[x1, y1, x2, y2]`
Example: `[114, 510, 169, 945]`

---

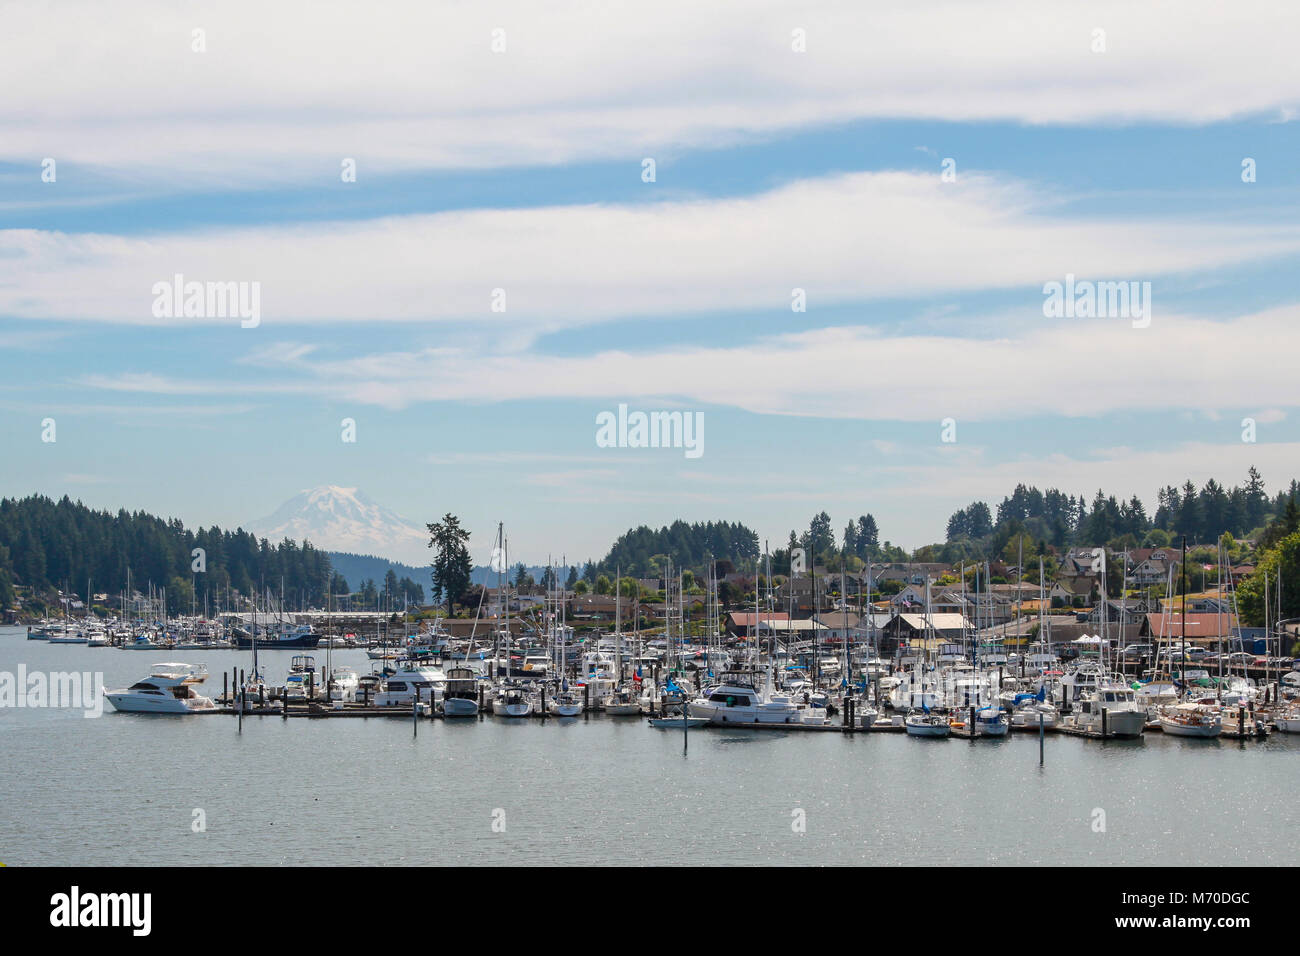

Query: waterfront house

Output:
[1050, 576, 1096, 607]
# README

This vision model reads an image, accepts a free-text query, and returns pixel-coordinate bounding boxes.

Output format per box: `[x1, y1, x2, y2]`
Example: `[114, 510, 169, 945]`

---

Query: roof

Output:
[892, 613, 972, 631]
[1053, 577, 1095, 595]
[726, 612, 790, 626]
[755, 619, 827, 632]
[1143, 613, 1240, 639]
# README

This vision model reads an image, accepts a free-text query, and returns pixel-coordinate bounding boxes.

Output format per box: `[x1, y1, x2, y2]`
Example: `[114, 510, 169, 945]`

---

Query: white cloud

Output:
[5, 170, 1298, 325]
[4, 1, 1299, 183]
[80, 303, 1300, 423]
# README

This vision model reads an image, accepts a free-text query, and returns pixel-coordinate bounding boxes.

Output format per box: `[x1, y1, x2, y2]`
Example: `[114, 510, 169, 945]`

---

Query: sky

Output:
[2, 1, 1300, 566]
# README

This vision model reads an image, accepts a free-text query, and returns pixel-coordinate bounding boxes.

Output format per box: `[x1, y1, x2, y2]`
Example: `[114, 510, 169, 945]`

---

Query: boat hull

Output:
[105, 693, 213, 714]
[905, 721, 950, 737]
[234, 634, 319, 649]
[442, 697, 480, 717]
[492, 700, 533, 717]
[1158, 719, 1222, 738]
[648, 716, 710, 730]
[603, 702, 642, 716]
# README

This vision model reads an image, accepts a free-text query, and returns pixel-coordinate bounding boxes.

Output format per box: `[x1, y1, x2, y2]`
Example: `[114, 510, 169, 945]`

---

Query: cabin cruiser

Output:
[122, 632, 163, 651]
[970, 706, 1009, 736]
[492, 683, 534, 718]
[1135, 678, 1180, 709]
[1273, 702, 1300, 734]
[578, 651, 618, 701]
[854, 700, 881, 729]
[1157, 701, 1223, 738]
[1010, 695, 1061, 729]
[282, 671, 313, 702]
[373, 659, 446, 709]
[441, 666, 481, 716]
[285, 654, 317, 700]
[105, 663, 217, 714]
[904, 707, 951, 737]
[688, 672, 802, 725]
[328, 667, 360, 703]
[1217, 703, 1267, 737]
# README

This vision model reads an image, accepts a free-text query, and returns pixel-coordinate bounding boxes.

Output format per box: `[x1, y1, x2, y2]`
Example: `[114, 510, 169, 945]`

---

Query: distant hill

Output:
[327, 552, 428, 590]
[327, 551, 564, 592]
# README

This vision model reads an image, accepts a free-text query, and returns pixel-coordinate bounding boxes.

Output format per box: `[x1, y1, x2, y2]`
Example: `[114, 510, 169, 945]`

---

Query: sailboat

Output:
[602, 567, 642, 715]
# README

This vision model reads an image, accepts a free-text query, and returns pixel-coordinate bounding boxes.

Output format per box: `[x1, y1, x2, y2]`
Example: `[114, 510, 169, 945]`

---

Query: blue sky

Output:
[3, 1, 1300, 565]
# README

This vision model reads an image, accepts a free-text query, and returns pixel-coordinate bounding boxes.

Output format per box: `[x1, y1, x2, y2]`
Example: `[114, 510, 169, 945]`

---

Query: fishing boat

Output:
[1067, 682, 1147, 737]
[105, 662, 217, 714]
[232, 622, 319, 649]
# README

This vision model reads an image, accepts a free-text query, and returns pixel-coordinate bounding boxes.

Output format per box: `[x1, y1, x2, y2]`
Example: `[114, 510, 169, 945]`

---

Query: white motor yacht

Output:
[373, 659, 446, 709]
[687, 672, 801, 724]
[328, 667, 360, 703]
[105, 663, 216, 714]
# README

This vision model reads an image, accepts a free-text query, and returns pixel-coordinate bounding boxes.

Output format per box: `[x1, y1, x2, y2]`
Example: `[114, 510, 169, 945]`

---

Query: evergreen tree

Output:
[426, 513, 473, 615]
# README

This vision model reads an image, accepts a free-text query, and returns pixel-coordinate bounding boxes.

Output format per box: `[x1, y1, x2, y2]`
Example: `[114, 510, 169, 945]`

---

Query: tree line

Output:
[946, 468, 1296, 553]
[0, 494, 332, 612]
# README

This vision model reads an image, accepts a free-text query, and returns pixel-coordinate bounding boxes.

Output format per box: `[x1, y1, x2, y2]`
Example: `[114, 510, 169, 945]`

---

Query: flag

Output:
[633, 667, 642, 683]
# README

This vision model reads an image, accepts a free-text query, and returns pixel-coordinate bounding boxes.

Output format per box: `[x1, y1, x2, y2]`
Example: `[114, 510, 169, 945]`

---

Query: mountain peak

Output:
[250, 486, 428, 564]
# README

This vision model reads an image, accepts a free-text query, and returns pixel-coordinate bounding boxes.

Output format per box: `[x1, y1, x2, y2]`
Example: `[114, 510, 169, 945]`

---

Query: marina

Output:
[4, 624, 1298, 869]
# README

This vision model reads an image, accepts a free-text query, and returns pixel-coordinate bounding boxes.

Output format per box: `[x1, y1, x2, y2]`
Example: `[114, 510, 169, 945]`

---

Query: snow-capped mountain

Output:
[249, 486, 429, 564]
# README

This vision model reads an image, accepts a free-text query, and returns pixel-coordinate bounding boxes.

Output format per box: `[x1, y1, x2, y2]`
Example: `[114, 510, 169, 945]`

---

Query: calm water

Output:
[2, 625, 1296, 866]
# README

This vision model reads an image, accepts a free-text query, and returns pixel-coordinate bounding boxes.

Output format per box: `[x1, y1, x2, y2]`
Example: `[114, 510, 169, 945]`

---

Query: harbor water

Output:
[2, 625, 1296, 866]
